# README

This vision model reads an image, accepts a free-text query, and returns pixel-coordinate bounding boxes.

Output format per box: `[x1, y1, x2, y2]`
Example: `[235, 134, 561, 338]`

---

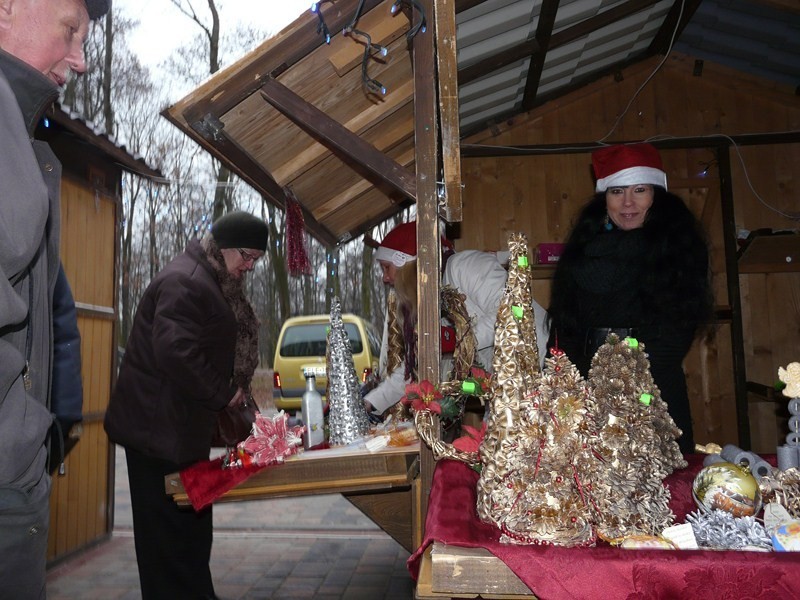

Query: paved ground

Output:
[45, 447, 415, 599]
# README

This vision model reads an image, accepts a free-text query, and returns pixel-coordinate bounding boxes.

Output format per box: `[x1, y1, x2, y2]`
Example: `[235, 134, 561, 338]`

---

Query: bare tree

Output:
[102, 9, 114, 134]
[169, 0, 234, 221]
[267, 204, 290, 323]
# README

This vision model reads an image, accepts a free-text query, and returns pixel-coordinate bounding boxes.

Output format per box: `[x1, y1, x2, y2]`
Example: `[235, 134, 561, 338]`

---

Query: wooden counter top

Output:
[165, 443, 422, 551]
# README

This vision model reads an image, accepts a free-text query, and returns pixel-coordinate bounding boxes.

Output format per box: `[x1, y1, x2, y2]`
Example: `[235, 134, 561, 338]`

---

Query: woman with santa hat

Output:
[547, 143, 713, 453]
[364, 220, 549, 418]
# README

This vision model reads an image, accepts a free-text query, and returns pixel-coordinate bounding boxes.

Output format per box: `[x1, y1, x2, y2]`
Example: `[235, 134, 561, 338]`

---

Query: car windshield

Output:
[280, 323, 364, 357]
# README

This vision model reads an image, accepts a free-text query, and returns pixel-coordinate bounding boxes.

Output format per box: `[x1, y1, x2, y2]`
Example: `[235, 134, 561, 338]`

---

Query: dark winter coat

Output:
[104, 239, 238, 466]
[547, 189, 712, 453]
[0, 49, 60, 495]
[0, 48, 61, 600]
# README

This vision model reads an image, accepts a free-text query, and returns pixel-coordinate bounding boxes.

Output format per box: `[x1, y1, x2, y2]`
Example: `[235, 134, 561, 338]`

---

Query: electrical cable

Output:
[346, 0, 368, 32]
[310, 1, 333, 44]
[391, 0, 426, 40]
[345, 27, 388, 96]
[596, 0, 686, 143]
[647, 133, 800, 221]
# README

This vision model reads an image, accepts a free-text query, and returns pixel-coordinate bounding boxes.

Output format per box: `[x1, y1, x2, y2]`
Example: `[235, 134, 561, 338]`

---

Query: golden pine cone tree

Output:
[585, 334, 686, 541]
[477, 234, 595, 546]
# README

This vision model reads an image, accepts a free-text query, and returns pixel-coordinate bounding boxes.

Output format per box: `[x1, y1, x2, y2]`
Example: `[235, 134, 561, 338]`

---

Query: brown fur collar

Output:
[201, 235, 260, 391]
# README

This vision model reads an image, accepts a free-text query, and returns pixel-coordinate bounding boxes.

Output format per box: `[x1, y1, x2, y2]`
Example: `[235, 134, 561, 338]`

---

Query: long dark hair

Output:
[549, 187, 713, 334]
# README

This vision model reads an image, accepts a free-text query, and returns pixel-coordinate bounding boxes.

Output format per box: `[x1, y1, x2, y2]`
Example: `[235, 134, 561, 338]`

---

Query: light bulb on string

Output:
[697, 158, 718, 178]
[312, 0, 332, 44]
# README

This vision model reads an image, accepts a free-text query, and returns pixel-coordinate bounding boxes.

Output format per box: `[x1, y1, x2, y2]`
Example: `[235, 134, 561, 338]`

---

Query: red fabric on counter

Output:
[179, 457, 265, 511]
[408, 455, 799, 600]
[179, 442, 330, 511]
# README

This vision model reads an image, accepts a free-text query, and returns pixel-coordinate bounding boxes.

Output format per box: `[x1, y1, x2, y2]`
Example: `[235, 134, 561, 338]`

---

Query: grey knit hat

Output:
[211, 211, 269, 251]
[85, 0, 111, 20]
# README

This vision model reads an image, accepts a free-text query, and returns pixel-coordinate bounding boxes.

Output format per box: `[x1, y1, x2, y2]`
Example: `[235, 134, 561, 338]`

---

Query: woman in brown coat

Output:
[105, 211, 267, 600]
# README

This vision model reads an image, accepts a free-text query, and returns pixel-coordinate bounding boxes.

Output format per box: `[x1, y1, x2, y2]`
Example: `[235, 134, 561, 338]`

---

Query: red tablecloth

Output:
[180, 457, 266, 511]
[179, 443, 330, 511]
[408, 455, 800, 599]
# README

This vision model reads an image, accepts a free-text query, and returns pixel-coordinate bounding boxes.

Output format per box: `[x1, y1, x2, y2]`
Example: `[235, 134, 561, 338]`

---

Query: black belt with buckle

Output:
[584, 327, 639, 356]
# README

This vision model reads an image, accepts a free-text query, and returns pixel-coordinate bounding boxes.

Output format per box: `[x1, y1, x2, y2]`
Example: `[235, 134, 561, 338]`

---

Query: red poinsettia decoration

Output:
[453, 422, 486, 453]
[401, 380, 444, 414]
[239, 412, 304, 467]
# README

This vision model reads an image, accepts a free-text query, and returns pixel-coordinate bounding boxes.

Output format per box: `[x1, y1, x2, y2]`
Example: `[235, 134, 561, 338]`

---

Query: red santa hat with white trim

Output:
[592, 143, 668, 192]
[375, 221, 454, 268]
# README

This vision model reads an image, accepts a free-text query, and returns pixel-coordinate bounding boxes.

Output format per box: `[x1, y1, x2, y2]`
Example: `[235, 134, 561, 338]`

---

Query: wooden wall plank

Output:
[49, 174, 116, 562]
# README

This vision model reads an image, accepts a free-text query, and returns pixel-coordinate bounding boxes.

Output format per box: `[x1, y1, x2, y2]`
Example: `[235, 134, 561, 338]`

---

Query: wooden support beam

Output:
[413, 0, 440, 539]
[344, 489, 415, 552]
[521, 0, 560, 111]
[259, 77, 417, 203]
[270, 79, 415, 184]
[461, 131, 800, 157]
[717, 146, 751, 450]
[435, 0, 462, 222]
[163, 109, 338, 246]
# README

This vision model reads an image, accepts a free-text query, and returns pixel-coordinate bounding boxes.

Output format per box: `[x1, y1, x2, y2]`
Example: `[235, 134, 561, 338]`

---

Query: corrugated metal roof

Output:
[47, 104, 163, 180]
[456, 0, 799, 134]
[674, 0, 800, 86]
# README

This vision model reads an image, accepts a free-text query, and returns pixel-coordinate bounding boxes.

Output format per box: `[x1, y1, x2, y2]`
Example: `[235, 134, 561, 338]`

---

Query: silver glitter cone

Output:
[326, 297, 371, 445]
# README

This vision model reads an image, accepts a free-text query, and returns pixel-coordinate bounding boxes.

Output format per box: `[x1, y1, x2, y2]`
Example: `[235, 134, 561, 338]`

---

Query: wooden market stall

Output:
[35, 105, 163, 564]
[163, 0, 799, 596]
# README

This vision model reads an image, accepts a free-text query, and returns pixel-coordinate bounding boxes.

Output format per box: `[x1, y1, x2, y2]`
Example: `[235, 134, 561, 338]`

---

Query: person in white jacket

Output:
[364, 221, 549, 416]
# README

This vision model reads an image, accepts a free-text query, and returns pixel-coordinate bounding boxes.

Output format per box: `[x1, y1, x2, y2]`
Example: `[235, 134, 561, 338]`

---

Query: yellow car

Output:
[272, 314, 381, 412]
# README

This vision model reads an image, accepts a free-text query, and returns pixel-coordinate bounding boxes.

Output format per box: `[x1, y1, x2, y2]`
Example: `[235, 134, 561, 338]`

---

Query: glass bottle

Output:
[301, 373, 325, 449]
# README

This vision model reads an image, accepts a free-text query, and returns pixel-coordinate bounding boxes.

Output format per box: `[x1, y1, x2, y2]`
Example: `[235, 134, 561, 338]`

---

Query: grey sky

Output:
[116, 0, 310, 71]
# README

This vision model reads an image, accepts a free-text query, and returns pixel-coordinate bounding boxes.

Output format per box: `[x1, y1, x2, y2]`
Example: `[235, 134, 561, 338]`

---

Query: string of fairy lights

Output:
[311, 0, 426, 97]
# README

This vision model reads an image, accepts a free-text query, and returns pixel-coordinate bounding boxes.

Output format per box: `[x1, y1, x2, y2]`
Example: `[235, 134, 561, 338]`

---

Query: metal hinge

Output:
[191, 113, 226, 142]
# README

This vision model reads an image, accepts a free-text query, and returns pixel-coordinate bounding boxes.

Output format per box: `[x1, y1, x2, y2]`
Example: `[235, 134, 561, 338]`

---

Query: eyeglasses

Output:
[237, 248, 261, 264]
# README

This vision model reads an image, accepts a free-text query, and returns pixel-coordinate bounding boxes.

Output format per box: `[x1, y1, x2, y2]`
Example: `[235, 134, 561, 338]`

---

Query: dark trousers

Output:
[0, 478, 50, 600]
[125, 447, 215, 600]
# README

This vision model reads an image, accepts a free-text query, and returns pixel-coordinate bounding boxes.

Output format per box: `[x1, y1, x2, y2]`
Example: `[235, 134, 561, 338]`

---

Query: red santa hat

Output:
[375, 221, 454, 268]
[592, 143, 667, 192]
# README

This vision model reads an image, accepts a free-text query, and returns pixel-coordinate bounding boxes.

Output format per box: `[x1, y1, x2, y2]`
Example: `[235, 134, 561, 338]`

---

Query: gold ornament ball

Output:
[692, 462, 762, 518]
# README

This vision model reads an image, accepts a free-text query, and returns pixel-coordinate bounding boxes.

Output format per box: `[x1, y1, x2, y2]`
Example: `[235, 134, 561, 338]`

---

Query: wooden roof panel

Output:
[319, 185, 412, 244]
[291, 128, 415, 218]
[218, 25, 415, 187]
[163, 0, 417, 245]
[269, 80, 414, 185]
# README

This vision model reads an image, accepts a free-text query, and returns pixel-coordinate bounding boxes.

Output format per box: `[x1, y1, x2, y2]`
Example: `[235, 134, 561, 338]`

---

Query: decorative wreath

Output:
[396, 286, 489, 465]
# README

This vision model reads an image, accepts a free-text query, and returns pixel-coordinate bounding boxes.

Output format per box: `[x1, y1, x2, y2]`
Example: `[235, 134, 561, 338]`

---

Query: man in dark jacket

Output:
[105, 211, 268, 600]
[0, 1, 110, 598]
